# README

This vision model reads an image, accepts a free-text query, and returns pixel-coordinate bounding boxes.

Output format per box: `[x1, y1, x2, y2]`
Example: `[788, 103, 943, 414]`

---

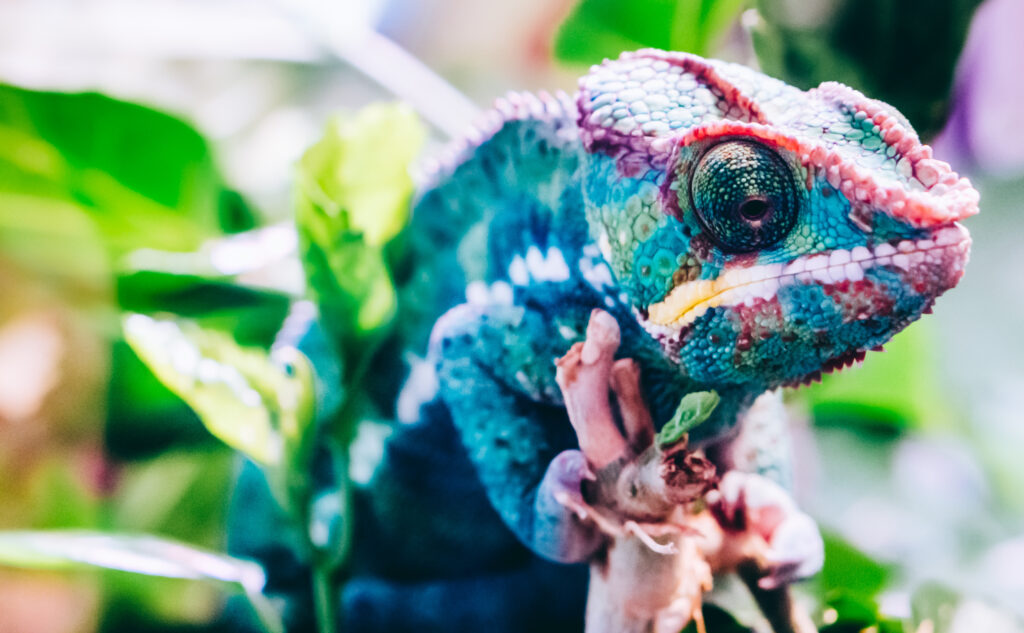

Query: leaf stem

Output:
[246, 587, 287, 633]
[313, 563, 337, 633]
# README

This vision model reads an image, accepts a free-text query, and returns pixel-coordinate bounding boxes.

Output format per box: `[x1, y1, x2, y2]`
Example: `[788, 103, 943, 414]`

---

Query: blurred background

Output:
[0, 0, 1022, 631]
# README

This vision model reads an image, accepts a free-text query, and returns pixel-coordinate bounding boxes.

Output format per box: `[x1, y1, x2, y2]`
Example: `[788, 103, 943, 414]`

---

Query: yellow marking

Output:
[647, 276, 742, 326]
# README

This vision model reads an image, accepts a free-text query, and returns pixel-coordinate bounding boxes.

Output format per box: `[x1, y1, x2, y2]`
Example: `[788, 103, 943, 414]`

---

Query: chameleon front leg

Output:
[432, 303, 606, 564]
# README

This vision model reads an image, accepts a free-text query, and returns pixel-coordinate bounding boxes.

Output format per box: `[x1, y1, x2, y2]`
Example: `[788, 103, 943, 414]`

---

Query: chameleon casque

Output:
[236, 49, 978, 632]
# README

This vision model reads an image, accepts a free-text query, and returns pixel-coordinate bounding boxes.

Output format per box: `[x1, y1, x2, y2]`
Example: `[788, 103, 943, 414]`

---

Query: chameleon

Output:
[232, 49, 977, 632]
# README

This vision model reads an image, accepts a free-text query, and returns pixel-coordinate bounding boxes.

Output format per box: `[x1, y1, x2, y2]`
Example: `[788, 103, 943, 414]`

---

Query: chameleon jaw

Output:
[645, 223, 970, 331]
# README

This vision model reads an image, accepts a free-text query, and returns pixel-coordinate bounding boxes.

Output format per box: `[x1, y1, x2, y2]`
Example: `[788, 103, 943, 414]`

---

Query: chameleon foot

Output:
[535, 449, 608, 562]
[708, 471, 824, 589]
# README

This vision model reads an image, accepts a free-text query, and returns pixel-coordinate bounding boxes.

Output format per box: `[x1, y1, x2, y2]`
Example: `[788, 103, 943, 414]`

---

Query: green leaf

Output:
[0, 192, 110, 292]
[108, 271, 291, 460]
[122, 313, 314, 466]
[819, 594, 881, 631]
[0, 84, 262, 385]
[112, 450, 234, 544]
[818, 531, 890, 599]
[295, 103, 424, 369]
[298, 104, 423, 248]
[117, 270, 292, 347]
[0, 530, 282, 633]
[20, 457, 102, 529]
[555, 0, 674, 65]
[670, 0, 749, 55]
[657, 390, 720, 446]
[0, 84, 245, 257]
[105, 340, 210, 460]
[554, 0, 748, 65]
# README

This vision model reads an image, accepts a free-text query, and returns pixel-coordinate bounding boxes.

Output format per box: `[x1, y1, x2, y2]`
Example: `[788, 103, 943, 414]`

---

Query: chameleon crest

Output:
[577, 49, 975, 387]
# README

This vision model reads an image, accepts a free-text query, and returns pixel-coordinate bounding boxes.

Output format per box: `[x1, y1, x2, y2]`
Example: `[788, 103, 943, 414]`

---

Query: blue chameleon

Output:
[233, 49, 976, 632]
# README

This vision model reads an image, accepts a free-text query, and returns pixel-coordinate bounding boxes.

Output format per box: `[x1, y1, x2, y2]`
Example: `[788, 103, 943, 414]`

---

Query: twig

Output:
[555, 310, 713, 633]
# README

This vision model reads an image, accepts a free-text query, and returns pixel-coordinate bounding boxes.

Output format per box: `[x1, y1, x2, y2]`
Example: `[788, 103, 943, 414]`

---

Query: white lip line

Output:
[662, 233, 970, 329]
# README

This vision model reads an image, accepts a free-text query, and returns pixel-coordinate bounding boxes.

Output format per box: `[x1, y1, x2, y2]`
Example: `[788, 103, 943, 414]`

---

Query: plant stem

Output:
[313, 563, 337, 633]
[246, 587, 287, 633]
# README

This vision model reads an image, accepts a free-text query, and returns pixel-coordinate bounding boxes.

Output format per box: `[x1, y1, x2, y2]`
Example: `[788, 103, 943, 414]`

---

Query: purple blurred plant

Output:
[934, 0, 1024, 176]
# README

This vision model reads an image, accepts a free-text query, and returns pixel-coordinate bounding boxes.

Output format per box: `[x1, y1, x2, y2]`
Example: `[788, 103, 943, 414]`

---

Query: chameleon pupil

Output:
[738, 198, 769, 221]
[689, 140, 799, 252]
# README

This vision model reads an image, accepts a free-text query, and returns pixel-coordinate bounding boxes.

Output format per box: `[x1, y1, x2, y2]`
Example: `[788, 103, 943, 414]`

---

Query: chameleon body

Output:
[242, 50, 978, 632]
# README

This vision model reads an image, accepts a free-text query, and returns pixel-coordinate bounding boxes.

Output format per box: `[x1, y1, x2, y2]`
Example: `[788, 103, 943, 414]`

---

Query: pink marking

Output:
[915, 161, 942, 188]
[810, 81, 956, 194]
[897, 136, 917, 155]
[826, 166, 842, 189]
[909, 147, 934, 163]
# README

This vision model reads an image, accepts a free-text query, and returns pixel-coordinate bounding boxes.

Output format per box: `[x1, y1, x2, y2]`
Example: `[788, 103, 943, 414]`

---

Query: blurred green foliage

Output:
[803, 323, 957, 434]
[752, 0, 983, 139]
[554, 0, 980, 141]
[0, 83, 289, 631]
[0, 84, 254, 283]
[123, 314, 314, 468]
[555, 0, 748, 63]
[817, 532, 890, 600]
[0, 531, 282, 633]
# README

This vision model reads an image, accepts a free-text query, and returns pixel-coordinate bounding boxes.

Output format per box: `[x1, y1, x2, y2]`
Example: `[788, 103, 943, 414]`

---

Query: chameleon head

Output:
[578, 50, 977, 388]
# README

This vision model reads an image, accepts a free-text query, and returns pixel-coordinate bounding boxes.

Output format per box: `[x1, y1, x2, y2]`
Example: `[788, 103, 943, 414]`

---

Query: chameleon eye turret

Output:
[689, 141, 800, 253]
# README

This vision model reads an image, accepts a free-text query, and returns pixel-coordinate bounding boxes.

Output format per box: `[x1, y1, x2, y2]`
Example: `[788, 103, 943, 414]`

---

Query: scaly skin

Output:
[338, 50, 976, 632]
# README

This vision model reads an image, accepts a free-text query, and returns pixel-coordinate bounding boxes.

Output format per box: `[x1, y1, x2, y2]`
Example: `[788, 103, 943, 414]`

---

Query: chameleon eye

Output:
[690, 141, 799, 253]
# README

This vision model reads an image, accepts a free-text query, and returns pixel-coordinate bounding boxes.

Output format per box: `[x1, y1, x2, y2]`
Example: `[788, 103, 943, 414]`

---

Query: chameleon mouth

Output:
[646, 223, 970, 329]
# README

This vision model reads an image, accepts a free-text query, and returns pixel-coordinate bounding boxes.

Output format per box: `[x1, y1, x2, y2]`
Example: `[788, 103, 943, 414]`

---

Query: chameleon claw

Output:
[623, 520, 678, 555]
[554, 490, 625, 537]
[553, 490, 589, 521]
